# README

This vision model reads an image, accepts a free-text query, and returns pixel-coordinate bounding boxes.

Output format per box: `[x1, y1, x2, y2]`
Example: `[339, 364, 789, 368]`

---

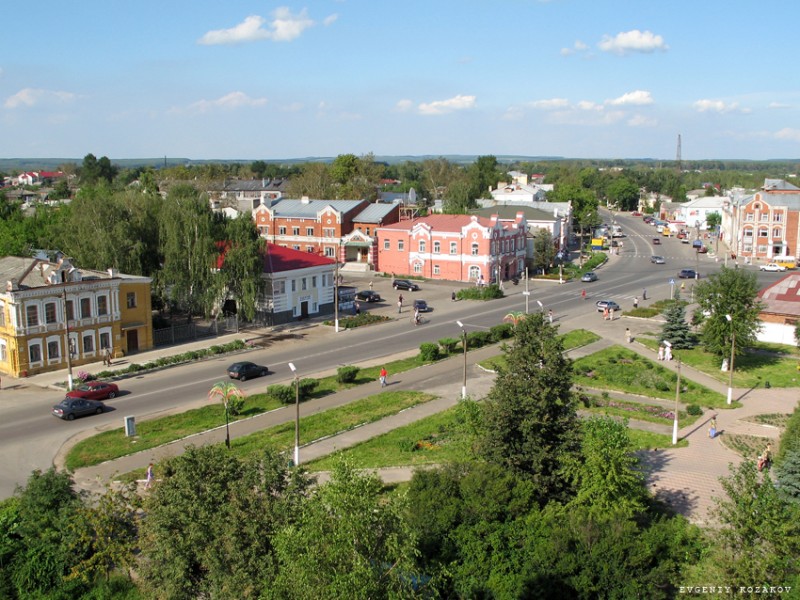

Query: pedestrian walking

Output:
[104, 347, 112, 367]
[548, 309, 554, 324]
[145, 463, 154, 489]
[708, 416, 717, 439]
[451, 290, 457, 302]
[664, 345, 672, 361]
[603, 307, 609, 320]
[625, 328, 632, 343]
[369, 280, 373, 291]
[633, 296, 639, 309]
[657, 345, 664, 361]
[581, 289, 587, 300]
[642, 288, 647, 301]
[609, 307, 615, 321]
[379, 367, 388, 387]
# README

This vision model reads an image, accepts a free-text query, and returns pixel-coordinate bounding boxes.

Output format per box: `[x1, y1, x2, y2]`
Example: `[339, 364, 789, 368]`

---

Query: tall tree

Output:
[479, 313, 580, 502]
[531, 227, 556, 274]
[605, 177, 640, 211]
[660, 295, 695, 349]
[695, 267, 763, 356]
[287, 162, 334, 199]
[214, 215, 266, 321]
[266, 460, 420, 599]
[158, 184, 217, 316]
[466, 155, 502, 200]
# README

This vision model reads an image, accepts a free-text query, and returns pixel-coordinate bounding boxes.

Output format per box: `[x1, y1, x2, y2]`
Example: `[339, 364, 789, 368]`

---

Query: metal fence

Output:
[153, 315, 239, 347]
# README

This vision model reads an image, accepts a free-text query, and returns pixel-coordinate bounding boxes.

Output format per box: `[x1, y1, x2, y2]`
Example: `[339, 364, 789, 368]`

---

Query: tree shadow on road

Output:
[637, 448, 701, 518]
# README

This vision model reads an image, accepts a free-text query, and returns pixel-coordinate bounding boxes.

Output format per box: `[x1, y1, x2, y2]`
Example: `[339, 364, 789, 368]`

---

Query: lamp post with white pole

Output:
[672, 350, 681, 446]
[456, 321, 467, 399]
[725, 314, 735, 405]
[288, 362, 300, 465]
[523, 267, 530, 314]
[536, 300, 543, 313]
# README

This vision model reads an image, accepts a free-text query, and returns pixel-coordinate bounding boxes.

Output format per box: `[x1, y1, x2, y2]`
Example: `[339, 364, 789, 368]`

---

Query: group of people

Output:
[656, 344, 673, 361]
[602, 307, 615, 321]
[757, 443, 772, 472]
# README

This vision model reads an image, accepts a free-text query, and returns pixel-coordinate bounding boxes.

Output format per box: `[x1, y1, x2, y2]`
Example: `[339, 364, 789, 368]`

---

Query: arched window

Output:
[413, 262, 422, 273]
[419, 240, 426, 253]
[471, 243, 479, 256]
[469, 265, 481, 280]
[772, 227, 782, 238]
[758, 227, 768, 238]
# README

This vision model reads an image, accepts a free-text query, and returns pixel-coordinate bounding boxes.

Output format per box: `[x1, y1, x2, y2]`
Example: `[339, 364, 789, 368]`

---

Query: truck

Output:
[591, 238, 607, 250]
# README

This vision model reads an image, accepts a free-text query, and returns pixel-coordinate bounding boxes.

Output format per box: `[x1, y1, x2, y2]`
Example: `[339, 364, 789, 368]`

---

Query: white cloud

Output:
[531, 98, 570, 110]
[775, 128, 800, 142]
[198, 8, 314, 45]
[4, 88, 76, 109]
[323, 14, 338, 26]
[577, 100, 603, 111]
[418, 94, 476, 115]
[607, 90, 654, 106]
[560, 40, 588, 56]
[628, 114, 657, 127]
[693, 99, 739, 113]
[768, 102, 791, 109]
[598, 30, 667, 55]
[185, 91, 268, 114]
[395, 99, 413, 112]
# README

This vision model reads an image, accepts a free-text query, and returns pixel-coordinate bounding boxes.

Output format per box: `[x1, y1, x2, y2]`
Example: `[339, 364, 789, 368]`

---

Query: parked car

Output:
[595, 300, 621, 312]
[681, 236, 690, 244]
[760, 263, 787, 272]
[631, 211, 642, 216]
[676, 231, 687, 239]
[52, 398, 106, 420]
[692, 239, 703, 248]
[581, 271, 598, 282]
[650, 255, 665, 264]
[66, 381, 119, 400]
[227, 361, 269, 381]
[413, 299, 430, 312]
[678, 269, 699, 279]
[696, 245, 708, 254]
[643, 215, 654, 223]
[392, 279, 420, 291]
[356, 290, 382, 302]
[652, 237, 661, 245]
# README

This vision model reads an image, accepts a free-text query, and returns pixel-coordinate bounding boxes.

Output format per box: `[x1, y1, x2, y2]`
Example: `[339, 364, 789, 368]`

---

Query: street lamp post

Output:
[725, 315, 735, 405]
[672, 355, 681, 445]
[523, 267, 530, 314]
[457, 321, 467, 399]
[536, 300, 543, 313]
[61, 289, 74, 390]
[288, 362, 300, 465]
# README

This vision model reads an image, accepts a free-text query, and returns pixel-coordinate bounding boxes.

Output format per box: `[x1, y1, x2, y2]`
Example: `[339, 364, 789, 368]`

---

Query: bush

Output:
[298, 378, 318, 400]
[419, 342, 441, 362]
[438, 337, 459, 354]
[456, 284, 504, 301]
[336, 365, 360, 384]
[489, 323, 514, 342]
[686, 404, 703, 416]
[325, 313, 390, 329]
[228, 396, 245, 416]
[466, 330, 492, 349]
[267, 384, 295, 404]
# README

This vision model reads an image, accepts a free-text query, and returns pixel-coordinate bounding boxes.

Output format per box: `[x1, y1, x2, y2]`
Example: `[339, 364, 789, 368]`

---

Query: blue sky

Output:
[2, 1, 799, 161]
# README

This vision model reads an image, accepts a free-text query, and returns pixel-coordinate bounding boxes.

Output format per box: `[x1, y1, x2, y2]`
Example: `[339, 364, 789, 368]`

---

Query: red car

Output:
[66, 381, 119, 400]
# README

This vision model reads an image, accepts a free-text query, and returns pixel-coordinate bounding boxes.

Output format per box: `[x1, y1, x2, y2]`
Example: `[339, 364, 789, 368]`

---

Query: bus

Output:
[773, 256, 797, 270]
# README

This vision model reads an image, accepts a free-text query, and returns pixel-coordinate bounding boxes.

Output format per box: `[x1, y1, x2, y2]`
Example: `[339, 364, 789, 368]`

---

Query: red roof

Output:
[262, 243, 336, 274]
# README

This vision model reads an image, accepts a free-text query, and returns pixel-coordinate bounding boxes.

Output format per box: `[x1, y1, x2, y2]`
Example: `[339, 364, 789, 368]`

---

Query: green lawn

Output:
[581, 394, 700, 428]
[479, 328, 600, 371]
[638, 338, 800, 388]
[573, 346, 731, 409]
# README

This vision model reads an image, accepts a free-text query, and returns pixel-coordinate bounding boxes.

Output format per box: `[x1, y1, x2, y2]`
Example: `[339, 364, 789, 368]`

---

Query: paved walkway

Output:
[31, 297, 797, 526]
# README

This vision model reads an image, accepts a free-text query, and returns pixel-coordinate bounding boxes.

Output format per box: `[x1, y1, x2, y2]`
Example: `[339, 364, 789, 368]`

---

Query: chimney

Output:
[6, 279, 19, 291]
[108, 268, 118, 278]
[301, 196, 310, 204]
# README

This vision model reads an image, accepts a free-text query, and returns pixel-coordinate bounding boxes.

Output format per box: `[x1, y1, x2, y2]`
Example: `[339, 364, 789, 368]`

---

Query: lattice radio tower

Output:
[676, 134, 682, 174]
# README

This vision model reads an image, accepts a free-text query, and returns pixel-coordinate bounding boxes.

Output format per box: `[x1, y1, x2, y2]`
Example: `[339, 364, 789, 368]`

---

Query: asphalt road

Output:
[0, 208, 786, 498]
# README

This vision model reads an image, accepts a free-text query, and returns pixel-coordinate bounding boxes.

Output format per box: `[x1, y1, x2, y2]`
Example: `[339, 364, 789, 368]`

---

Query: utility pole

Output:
[62, 289, 74, 390]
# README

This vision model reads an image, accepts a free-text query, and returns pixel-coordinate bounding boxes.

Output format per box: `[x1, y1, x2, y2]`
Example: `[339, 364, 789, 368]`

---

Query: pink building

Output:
[376, 214, 527, 283]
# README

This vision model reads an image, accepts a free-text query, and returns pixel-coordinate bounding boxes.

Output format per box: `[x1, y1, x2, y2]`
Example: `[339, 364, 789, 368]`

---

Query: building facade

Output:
[0, 256, 153, 378]
[735, 181, 800, 261]
[376, 214, 527, 283]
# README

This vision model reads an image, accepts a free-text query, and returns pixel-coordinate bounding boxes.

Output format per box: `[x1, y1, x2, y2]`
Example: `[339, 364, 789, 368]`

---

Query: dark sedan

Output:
[413, 299, 430, 312]
[227, 361, 269, 381]
[52, 398, 106, 420]
[356, 290, 382, 302]
[392, 279, 420, 291]
[66, 381, 119, 400]
[678, 269, 699, 279]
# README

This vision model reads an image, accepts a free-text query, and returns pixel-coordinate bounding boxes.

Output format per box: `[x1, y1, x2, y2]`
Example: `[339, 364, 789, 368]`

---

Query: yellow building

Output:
[0, 256, 153, 378]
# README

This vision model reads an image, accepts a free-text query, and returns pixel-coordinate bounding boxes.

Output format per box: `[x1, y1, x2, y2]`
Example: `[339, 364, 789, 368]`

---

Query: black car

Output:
[678, 269, 699, 279]
[52, 398, 106, 420]
[413, 299, 429, 312]
[356, 290, 382, 302]
[227, 361, 269, 381]
[392, 279, 420, 291]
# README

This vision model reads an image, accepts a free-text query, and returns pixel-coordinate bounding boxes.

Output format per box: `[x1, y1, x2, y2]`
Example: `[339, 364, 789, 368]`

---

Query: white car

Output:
[760, 263, 786, 272]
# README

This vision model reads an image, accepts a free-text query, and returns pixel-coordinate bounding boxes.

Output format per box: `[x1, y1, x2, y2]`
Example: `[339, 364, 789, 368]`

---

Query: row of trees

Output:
[3, 314, 798, 598]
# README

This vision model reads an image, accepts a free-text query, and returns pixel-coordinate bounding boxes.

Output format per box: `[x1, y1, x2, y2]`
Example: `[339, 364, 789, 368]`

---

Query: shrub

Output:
[490, 323, 514, 342]
[438, 337, 459, 354]
[336, 365, 360, 384]
[267, 384, 295, 404]
[456, 284, 504, 301]
[325, 313, 390, 329]
[419, 342, 440, 362]
[466, 330, 492, 349]
[686, 404, 703, 416]
[298, 378, 318, 400]
[209, 345, 223, 354]
[227, 396, 245, 416]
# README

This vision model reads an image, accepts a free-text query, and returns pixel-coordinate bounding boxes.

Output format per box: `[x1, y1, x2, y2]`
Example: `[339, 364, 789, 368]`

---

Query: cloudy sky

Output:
[2, 0, 799, 161]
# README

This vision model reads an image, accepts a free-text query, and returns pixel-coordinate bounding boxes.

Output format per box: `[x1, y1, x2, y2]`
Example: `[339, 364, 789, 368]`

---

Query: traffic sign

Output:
[669, 278, 675, 285]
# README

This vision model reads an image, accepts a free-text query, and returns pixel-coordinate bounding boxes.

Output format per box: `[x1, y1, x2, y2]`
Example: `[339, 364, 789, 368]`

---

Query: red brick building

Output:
[376, 214, 527, 283]
[735, 179, 800, 261]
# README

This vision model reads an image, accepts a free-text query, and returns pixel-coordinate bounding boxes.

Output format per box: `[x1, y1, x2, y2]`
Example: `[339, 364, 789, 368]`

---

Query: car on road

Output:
[650, 255, 665, 264]
[678, 269, 699, 279]
[676, 231, 687, 239]
[581, 271, 598, 282]
[412, 299, 430, 312]
[66, 381, 119, 400]
[631, 211, 642, 216]
[355, 290, 382, 302]
[227, 361, 269, 381]
[643, 215, 654, 223]
[681, 236, 690, 244]
[652, 237, 661, 245]
[760, 263, 787, 272]
[595, 300, 621, 312]
[696, 245, 708, 254]
[392, 279, 420, 291]
[52, 398, 106, 420]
